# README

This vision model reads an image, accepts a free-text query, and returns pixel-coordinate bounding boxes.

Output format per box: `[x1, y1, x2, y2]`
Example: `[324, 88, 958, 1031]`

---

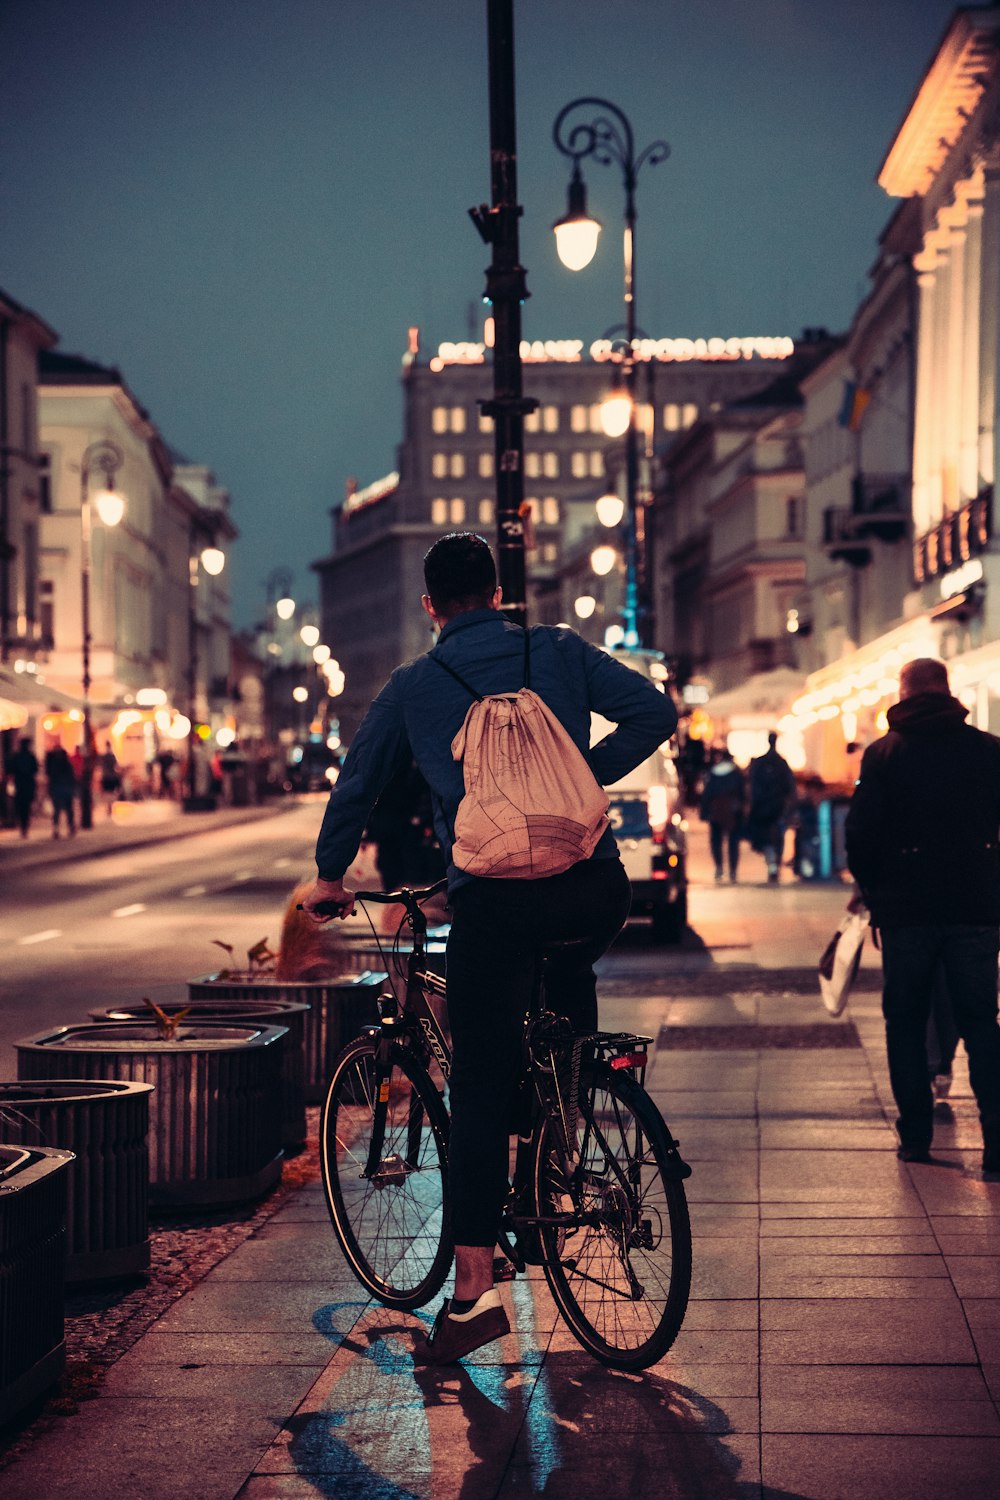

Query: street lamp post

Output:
[79, 440, 125, 829]
[185, 531, 226, 808]
[553, 98, 669, 648]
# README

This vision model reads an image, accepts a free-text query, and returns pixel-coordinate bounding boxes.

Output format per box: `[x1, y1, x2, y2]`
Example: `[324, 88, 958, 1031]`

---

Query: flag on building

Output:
[838, 382, 871, 431]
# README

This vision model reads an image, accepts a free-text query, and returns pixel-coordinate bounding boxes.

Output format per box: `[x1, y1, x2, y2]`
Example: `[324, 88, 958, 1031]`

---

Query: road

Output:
[0, 799, 340, 1075]
[0, 796, 860, 1081]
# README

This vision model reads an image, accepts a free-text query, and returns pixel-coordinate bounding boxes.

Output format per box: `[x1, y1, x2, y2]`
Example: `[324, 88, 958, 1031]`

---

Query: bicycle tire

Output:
[533, 1062, 691, 1369]
[321, 1035, 453, 1310]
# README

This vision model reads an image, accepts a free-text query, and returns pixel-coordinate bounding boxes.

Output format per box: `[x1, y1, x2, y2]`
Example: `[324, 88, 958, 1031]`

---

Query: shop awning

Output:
[0, 667, 85, 731]
[704, 667, 805, 725]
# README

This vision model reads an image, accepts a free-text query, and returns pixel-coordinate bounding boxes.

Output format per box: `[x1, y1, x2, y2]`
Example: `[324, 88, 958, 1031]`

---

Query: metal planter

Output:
[16, 1022, 285, 1211]
[187, 972, 386, 1101]
[0, 1144, 73, 1425]
[0, 1080, 151, 1284]
[94, 1001, 308, 1154]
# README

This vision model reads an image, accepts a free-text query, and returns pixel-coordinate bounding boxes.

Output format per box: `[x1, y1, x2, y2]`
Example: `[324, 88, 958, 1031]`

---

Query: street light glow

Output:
[599, 390, 632, 438]
[275, 596, 296, 620]
[300, 624, 320, 647]
[595, 492, 625, 528]
[552, 165, 602, 271]
[312, 644, 331, 664]
[200, 546, 226, 576]
[574, 594, 597, 619]
[292, 685, 309, 703]
[93, 488, 126, 527]
[590, 544, 618, 577]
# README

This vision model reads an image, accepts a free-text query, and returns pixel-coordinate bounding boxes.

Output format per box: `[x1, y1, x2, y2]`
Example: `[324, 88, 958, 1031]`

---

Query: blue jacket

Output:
[315, 609, 677, 889]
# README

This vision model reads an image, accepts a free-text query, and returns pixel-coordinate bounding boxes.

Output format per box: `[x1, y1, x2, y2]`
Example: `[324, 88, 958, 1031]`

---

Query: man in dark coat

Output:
[747, 731, 796, 881]
[845, 657, 1000, 1172]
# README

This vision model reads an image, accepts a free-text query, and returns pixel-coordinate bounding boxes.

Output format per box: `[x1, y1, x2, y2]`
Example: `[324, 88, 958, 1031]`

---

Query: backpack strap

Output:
[431, 625, 532, 700]
[431, 654, 484, 702]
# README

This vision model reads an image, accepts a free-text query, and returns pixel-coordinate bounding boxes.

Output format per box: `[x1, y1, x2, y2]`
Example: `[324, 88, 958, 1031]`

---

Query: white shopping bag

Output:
[818, 904, 868, 1017]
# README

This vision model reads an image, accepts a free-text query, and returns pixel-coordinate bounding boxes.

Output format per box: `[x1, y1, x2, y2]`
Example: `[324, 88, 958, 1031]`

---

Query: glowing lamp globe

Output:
[590, 545, 617, 577]
[93, 488, 126, 527]
[600, 392, 632, 438]
[595, 492, 625, 528]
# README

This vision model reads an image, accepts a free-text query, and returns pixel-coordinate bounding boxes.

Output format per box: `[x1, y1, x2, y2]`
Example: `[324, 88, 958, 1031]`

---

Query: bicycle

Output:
[317, 877, 693, 1370]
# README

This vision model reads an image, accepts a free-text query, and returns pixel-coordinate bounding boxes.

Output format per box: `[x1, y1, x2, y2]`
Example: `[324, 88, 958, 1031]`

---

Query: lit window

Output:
[542, 497, 559, 525]
[478, 411, 493, 433]
[432, 453, 447, 478]
[525, 452, 541, 478]
[449, 453, 465, 478]
[478, 452, 494, 478]
[571, 452, 588, 478]
[478, 498, 494, 524]
[589, 406, 604, 434]
[432, 406, 448, 434]
[571, 405, 588, 433]
[542, 405, 559, 432]
[525, 409, 541, 433]
[543, 542, 558, 563]
[451, 406, 466, 433]
[663, 404, 680, 431]
[682, 403, 698, 427]
[450, 497, 466, 523]
[543, 452, 558, 478]
[589, 451, 604, 478]
[431, 498, 448, 524]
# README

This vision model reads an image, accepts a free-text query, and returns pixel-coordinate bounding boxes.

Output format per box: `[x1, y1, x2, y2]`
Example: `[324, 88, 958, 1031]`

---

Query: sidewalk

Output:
[0, 795, 301, 869]
[0, 822, 998, 1498]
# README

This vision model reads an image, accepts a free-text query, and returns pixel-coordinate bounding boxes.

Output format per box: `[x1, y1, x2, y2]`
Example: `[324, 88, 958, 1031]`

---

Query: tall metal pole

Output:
[77, 440, 123, 830]
[553, 98, 668, 647]
[471, 0, 534, 626]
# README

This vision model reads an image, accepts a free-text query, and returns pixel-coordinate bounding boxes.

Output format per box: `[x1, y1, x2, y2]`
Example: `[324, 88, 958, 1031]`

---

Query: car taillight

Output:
[647, 784, 668, 842]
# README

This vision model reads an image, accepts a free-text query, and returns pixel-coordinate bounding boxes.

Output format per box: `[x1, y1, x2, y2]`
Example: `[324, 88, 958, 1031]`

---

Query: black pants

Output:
[709, 822, 740, 878]
[445, 857, 632, 1245]
[880, 925, 1000, 1150]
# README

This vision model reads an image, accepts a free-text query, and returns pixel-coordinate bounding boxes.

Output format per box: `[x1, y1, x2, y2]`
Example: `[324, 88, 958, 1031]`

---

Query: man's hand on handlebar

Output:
[300, 877, 356, 923]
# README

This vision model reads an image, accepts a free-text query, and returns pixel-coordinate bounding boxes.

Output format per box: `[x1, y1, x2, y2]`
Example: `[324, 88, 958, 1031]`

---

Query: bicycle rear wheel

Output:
[533, 1063, 691, 1369]
[321, 1036, 452, 1310]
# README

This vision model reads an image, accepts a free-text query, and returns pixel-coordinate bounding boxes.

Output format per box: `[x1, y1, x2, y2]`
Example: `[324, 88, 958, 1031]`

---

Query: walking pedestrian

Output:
[9, 736, 39, 838]
[699, 746, 744, 882]
[301, 532, 676, 1362]
[98, 742, 121, 817]
[44, 743, 77, 838]
[747, 731, 796, 882]
[845, 657, 1000, 1173]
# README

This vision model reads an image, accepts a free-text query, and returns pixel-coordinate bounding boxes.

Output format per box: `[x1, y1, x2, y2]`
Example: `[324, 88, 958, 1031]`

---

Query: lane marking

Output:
[19, 929, 61, 946]
[112, 903, 146, 918]
[233, 871, 254, 882]
[182, 885, 207, 898]
[275, 858, 291, 869]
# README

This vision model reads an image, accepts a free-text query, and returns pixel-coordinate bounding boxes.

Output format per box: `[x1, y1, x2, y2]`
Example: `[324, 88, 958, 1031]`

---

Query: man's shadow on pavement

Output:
[278, 1301, 811, 1499]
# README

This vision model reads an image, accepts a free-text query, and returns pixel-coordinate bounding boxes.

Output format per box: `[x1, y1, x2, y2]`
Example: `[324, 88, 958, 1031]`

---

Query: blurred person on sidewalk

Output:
[845, 657, 1000, 1174]
[747, 731, 796, 882]
[9, 736, 39, 838]
[44, 742, 77, 839]
[699, 745, 744, 882]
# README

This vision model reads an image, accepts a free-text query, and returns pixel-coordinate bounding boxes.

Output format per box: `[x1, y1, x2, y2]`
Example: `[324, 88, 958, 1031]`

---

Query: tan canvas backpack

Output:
[434, 630, 609, 879]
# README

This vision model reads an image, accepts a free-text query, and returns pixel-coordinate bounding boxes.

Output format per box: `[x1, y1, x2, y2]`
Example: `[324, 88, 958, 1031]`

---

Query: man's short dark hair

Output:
[423, 532, 497, 616]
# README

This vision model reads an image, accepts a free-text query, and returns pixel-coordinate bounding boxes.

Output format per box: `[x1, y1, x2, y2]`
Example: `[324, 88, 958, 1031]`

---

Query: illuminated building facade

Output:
[315, 329, 795, 740]
[777, 7, 1000, 783]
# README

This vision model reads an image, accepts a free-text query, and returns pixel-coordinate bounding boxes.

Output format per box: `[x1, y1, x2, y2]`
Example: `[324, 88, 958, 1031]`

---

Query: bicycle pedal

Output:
[493, 1256, 518, 1283]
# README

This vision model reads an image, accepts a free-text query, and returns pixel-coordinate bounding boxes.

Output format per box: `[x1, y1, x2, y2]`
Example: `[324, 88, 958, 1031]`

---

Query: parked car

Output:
[592, 647, 688, 942]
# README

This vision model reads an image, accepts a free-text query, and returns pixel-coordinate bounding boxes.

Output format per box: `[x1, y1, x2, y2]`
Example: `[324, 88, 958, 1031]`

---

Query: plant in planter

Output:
[189, 881, 387, 1101]
[15, 1020, 286, 1211]
[0, 1080, 152, 1284]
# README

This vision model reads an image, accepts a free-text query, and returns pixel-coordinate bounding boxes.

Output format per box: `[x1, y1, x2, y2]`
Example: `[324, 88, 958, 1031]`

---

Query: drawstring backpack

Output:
[434, 629, 609, 879]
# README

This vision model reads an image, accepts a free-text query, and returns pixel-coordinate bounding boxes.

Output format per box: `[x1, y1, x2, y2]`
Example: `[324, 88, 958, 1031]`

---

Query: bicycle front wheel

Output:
[533, 1064, 691, 1369]
[321, 1036, 452, 1310]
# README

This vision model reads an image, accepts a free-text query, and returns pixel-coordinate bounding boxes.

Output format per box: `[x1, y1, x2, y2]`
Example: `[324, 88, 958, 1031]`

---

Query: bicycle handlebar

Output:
[298, 877, 448, 919]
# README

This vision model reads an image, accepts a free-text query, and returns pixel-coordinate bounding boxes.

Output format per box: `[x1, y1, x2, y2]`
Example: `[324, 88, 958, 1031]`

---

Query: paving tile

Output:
[761, 1233, 938, 1255]
[761, 1274, 957, 1300]
[757, 1123, 891, 1149]
[681, 1300, 758, 1331]
[500, 1433, 761, 1499]
[760, 1202, 926, 1221]
[761, 1252, 946, 1288]
[105, 1330, 339, 1365]
[761, 1363, 1000, 1435]
[99, 1357, 328, 1402]
[690, 1242, 759, 1299]
[760, 1295, 976, 1364]
[965, 1300, 1000, 1361]
[759, 1215, 926, 1237]
[155, 1281, 367, 1333]
[944, 1256, 1000, 1296]
[761, 1434, 1000, 1499]
[1, 1460, 251, 1500]
[653, 1361, 759, 1398]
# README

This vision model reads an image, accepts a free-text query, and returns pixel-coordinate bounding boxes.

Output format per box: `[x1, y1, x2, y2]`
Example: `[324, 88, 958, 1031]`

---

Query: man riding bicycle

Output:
[302, 532, 677, 1362]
